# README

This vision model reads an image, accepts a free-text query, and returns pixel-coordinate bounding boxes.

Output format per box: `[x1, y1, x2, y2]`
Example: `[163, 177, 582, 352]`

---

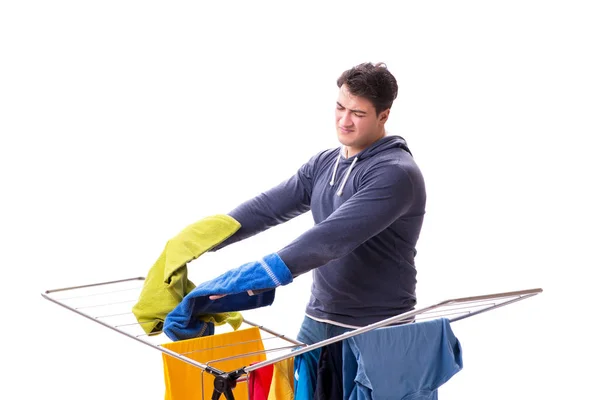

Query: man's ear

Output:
[378, 109, 390, 125]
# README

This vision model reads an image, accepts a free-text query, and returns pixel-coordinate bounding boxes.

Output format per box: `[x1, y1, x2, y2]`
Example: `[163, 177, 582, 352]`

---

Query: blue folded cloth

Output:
[163, 253, 293, 341]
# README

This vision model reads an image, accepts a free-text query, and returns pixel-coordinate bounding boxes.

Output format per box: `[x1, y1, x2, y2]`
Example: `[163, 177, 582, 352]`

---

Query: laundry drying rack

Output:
[42, 277, 542, 399]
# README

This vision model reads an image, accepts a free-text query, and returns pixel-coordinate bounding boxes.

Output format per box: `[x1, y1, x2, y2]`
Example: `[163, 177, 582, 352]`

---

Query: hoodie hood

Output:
[355, 134, 412, 160]
[330, 135, 412, 196]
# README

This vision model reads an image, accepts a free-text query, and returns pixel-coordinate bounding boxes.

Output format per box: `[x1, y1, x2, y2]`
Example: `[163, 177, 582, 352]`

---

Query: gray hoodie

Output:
[218, 135, 426, 327]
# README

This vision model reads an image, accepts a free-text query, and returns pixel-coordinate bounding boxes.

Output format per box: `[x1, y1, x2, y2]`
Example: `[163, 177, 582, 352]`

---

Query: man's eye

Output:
[354, 113, 364, 118]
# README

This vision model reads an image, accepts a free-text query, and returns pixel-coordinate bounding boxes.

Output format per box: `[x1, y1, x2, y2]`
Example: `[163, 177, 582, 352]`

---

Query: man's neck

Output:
[345, 131, 386, 158]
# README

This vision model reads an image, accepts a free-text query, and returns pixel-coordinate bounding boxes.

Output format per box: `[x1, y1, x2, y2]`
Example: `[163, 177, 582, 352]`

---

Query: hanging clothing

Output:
[248, 358, 295, 400]
[294, 349, 321, 400]
[268, 358, 295, 400]
[164, 253, 293, 341]
[342, 318, 463, 400]
[249, 363, 274, 400]
[162, 327, 266, 400]
[132, 214, 242, 335]
[315, 341, 344, 400]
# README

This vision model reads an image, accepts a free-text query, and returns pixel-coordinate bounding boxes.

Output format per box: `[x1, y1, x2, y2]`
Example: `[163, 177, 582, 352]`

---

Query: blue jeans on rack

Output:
[296, 315, 353, 344]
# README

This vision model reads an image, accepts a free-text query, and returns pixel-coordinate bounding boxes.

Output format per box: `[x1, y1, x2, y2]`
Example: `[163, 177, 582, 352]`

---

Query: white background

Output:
[1, 1, 599, 399]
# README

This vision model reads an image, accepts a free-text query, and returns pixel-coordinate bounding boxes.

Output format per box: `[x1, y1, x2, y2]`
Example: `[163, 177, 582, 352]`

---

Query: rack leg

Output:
[212, 374, 237, 400]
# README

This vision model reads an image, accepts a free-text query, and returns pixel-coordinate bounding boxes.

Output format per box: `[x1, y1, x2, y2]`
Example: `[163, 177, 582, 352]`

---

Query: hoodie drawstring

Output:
[329, 150, 342, 186]
[337, 157, 357, 196]
[330, 148, 358, 197]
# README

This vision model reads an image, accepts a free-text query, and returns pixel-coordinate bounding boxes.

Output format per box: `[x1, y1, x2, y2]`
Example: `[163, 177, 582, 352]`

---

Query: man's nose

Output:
[338, 111, 353, 127]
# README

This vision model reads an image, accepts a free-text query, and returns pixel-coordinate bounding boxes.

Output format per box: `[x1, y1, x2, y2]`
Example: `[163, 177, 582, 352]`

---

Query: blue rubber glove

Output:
[163, 253, 293, 341]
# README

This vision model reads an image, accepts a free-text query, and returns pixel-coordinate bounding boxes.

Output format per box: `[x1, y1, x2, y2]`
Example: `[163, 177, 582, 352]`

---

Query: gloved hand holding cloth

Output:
[163, 253, 293, 341]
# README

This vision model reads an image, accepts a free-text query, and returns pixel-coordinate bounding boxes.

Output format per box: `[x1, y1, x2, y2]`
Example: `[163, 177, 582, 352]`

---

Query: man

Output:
[211, 62, 426, 345]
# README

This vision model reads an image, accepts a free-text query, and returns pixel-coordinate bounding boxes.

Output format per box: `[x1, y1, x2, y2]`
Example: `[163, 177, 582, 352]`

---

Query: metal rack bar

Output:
[243, 287, 542, 373]
[42, 283, 224, 375]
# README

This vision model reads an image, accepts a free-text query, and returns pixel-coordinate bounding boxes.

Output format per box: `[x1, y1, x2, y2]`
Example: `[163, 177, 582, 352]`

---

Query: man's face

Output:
[335, 84, 389, 156]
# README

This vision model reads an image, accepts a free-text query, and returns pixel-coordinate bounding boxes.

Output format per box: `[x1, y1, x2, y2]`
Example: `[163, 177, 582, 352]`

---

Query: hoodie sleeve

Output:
[277, 162, 420, 277]
[213, 154, 318, 250]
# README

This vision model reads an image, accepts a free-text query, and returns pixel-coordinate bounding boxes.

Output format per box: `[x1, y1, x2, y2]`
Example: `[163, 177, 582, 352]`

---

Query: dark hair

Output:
[337, 62, 398, 115]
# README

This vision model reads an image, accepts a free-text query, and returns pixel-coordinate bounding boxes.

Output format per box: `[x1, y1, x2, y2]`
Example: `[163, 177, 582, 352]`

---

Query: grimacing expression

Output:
[335, 85, 389, 156]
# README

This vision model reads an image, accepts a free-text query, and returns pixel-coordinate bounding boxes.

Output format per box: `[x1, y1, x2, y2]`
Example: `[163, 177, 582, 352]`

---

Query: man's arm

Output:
[213, 153, 319, 250]
[277, 162, 422, 276]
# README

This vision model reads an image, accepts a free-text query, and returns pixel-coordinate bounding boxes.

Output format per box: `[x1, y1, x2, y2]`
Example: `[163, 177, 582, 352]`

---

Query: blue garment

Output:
[295, 316, 352, 400]
[294, 349, 321, 400]
[214, 135, 426, 327]
[163, 253, 293, 341]
[342, 318, 463, 400]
